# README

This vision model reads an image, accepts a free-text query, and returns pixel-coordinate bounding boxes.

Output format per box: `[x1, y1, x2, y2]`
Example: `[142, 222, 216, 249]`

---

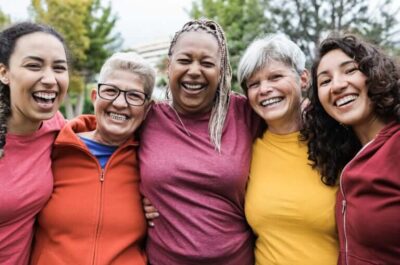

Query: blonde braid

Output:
[168, 18, 232, 152]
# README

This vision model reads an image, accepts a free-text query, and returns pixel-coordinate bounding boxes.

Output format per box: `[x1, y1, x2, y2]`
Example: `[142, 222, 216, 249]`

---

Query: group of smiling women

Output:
[0, 17, 399, 265]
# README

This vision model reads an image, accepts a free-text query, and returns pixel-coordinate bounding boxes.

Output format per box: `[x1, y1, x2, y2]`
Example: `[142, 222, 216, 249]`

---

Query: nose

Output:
[112, 91, 128, 107]
[187, 62, 201, 78]
[40, 68, 57, 86]
[259, 80, 273, 94]
[330, 75, 347, 94]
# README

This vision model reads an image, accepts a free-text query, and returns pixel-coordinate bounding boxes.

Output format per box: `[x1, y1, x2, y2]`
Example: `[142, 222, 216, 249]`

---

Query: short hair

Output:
[167, 18, 231, 152]
[98, 52, 156, 97]
[238, 34, 306, 95]
[0, 21, 69, 158]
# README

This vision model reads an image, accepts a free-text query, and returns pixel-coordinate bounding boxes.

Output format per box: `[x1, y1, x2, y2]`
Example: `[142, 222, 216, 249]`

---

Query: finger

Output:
[144, 205, 158, 213]
[145, 212, 159, 220]
[148, 221, 154, 227]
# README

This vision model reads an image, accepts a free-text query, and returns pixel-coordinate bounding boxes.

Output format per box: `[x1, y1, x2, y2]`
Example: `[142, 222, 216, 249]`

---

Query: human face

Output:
[168, 31, 221, 116]
[316, 49, 376, 132]
[246, 60, 308, 134]
[91, 70, 149, 145]
[0, 32, 69, 133]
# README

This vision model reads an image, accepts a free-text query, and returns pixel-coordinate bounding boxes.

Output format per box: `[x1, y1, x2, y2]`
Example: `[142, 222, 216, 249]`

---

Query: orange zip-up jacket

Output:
[31, 115, 147, 265]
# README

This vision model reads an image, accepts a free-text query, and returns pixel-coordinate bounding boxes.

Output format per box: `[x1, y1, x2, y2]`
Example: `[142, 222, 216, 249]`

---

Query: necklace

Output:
[169, 103, 191, 137]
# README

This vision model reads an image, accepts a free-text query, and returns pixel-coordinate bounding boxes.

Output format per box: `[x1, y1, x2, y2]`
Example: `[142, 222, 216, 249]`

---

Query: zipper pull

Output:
[99, 170, 104, 182]
[342, 200, 346, 214]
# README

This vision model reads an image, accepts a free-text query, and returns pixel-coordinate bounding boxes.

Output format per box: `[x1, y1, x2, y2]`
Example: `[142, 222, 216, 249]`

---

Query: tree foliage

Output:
[0, 8, 11, 30]
[191, 0, 400, 71]
[267, 0, 400, 59]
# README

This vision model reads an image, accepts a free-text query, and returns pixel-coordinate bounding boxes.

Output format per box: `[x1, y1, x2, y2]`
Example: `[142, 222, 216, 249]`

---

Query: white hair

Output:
[237, 34, 306, 94]
[98, 52, 156, 96]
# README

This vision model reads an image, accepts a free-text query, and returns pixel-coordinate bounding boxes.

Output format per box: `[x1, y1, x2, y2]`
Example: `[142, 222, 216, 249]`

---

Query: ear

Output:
[0, 63, 10, 85]
[299, 69, 310, 93]
[90, 87, 97, 104]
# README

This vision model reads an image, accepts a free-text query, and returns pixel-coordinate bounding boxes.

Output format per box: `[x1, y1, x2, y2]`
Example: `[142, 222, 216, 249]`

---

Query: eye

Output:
[53, 64, 68, 73]
[345, 67, 358, 74]
[247, 81, 259, 89]
[177, 58, 191, 64]
[270, 74, 283, 81]
[101, 86, 118, 96]
[201, 61, 215, 68]
[25, 63, 41, 71]
[126, 91, 146, 101]
[318, 78, 331, 87]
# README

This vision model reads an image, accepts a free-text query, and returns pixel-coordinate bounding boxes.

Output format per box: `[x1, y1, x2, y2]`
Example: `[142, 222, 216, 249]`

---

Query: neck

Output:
[7, 116, 42, 135]
[267, 114, 302, 135]
[352, 116, 387, 146]
[82, 130, 125, 146]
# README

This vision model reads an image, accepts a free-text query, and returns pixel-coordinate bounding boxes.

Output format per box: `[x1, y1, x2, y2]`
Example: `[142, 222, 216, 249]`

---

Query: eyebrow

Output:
[24, 56, 67, 64]
[317, 60, 355, 78]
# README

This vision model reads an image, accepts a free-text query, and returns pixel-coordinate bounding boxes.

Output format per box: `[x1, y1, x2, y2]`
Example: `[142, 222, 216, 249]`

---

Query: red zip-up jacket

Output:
[31, 115, 147, 265]
[336, 121, 400, 265]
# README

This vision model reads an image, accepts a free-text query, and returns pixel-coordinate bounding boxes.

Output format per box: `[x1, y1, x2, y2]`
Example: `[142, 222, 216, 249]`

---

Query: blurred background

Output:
[1, 0, 399, 118]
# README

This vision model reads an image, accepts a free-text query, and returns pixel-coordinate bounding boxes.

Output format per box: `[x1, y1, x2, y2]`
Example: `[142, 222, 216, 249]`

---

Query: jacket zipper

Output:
[339, 140, 374, 265]
[92, 168, 105, 265]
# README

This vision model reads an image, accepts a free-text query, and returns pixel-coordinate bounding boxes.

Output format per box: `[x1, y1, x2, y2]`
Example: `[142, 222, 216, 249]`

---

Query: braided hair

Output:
[167, 18, 232, 152]
[0, 22, 68, 158]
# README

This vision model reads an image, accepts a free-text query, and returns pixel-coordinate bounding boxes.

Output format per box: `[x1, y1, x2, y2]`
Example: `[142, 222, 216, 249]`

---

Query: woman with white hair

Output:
[31, 52, 155, 265]
[238, 34, 339, 264]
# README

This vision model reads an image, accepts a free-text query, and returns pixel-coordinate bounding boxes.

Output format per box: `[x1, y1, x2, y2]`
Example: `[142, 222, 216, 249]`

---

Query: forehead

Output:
[317, 49, 353, 73]
[11, 32, 66, 62]
[103, 70, 145, 92]
[173, 31, 220, 58]
[250, 60, 294, 78]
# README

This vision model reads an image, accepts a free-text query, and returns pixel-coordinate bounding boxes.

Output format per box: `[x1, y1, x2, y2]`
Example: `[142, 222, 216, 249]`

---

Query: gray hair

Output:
[168, 18, 232, 152]
[238, 34, 306, 95]
[98, 52, 156, 97]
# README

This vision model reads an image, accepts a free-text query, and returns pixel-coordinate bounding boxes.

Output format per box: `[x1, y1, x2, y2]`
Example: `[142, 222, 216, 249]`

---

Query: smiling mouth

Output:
[32, 91, 57, 104]
[335, 95, 358, 107]
[108, 112, 128, 121]
[261, 97, 284, 107]
[182, 83, 206, 91]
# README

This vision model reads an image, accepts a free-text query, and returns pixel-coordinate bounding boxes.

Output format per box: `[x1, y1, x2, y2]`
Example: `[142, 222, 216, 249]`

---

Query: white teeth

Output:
[109, 112, 127, 121]
[184, 83, 203, 90]
[33, 92, 56, 100]
[336, 95, 358, 107]
[261, 97, 283, 107]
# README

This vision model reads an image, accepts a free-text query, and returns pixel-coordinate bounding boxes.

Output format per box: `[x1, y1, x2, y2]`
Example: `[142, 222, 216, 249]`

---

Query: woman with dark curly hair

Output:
[303, 34, 400, 264]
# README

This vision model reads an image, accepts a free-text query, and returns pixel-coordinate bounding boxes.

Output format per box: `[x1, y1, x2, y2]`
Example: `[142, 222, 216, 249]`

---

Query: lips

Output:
[261, 97, 284, 107]
[32, 91, 57, 103]
[182, 82, 206, 91]
[335, 94, 358, 107]
[108, 112, 129, 121]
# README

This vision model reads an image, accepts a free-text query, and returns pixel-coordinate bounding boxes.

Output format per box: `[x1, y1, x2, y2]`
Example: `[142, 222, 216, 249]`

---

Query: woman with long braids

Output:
[303, 34, 400, 264]
[139, 18, 258, 264]
[0, 22, 69, 265]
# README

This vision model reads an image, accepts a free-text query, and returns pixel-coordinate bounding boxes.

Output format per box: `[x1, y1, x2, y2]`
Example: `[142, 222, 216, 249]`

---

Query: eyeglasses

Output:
[97, 83, 148, 106]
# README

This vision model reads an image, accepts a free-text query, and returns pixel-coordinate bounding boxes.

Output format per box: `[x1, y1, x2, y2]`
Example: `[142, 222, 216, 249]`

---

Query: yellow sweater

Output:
[245, 131, 338, 265]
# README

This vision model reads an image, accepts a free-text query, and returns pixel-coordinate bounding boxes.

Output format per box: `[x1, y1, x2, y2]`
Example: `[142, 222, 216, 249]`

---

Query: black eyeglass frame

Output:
[97, 83, 149, 106]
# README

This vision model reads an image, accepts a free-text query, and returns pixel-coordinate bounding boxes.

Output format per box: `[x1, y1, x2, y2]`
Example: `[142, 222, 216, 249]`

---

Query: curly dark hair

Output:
[302, 33, 400, 186]
[0, 21, 68, 158]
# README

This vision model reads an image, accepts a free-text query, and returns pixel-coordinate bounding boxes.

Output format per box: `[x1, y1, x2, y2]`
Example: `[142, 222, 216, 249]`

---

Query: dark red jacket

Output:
[336, 121, 400, 265]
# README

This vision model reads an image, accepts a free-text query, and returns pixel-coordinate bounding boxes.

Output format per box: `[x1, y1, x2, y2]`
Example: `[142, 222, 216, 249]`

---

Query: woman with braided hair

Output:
[0, 22, 69, 265]
[303, 34, 400, 264]
[139, 19, 258, 264]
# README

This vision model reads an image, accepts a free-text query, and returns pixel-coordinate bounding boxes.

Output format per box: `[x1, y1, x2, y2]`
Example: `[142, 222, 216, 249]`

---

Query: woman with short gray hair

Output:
[239, 34, 339, 265]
